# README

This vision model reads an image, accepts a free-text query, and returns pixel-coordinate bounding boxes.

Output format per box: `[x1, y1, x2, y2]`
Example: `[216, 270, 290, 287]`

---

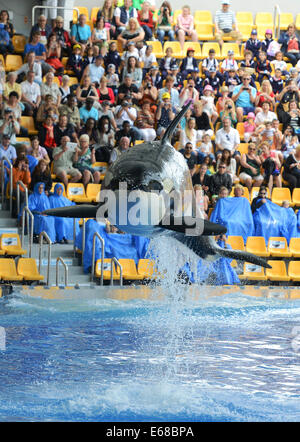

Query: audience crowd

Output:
[1, 1, 300, 250]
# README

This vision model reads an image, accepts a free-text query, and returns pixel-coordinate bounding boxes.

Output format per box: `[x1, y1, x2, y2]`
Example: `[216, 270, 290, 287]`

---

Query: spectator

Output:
[277, 79, 300, 123]
[117, 17, 145, 48]
[281, 126, 298, 159]
[255, 80, 276, 111]
[232, 74, 257, 122]
[216, 148, 237, 181]
[0, 21, 13, 55]
[194, 184, 209, 218]
[156, 2, 174, 44]
[136, 100, 156, 141]
[54, 114, 78, 146]
[45, 33, 64, 75]
[281, 100, 300, 136]
[79, 97, 99, 125]
[221, 50, 238, 79]
[59, 95, 81, 131]
[73, 134, 100, 188]
[114, 0, 138, 36]
[104, 41, 122, 74]
[117, 74, 142, 104]
[97, 0, 116, 36]
[106, 63, 120, 96]
[79, 117, 100, 148]
[92, 17, 110, 50]
[193, 100, 214, 139]
[245, 29, 261, 60]
[179, 117, 200, 151]
[110, 136, 130, 164]
[233, 184, 245, 197]
[114, 96, 140, 139]
[214, 0, 242, 46]
[180, 48, 199, 80]
[0, 108, 20, 145]
[4, 72, 22, 102]
[179, 142, 199, 175]
[278, 23, 300, 66]
[0, 10, 14, 39]
[270, 51, 288, 76]
[209, 161, 233, 197]
[16, 51, 43, 85]
[24, 31, 53, 76]
[192, 163, 211, 192]
[29, 15, 52, 45]
[27, 182, 56, 243]
[70, 14, 92, 54]
[176, 5, 198, 50]
[58, 75, 72, 105]
[269, 68, 285, 98]
[4, 91, 22, 123]
[251, 185, 269, 213]
[96, 115, 115, 149]
[38, 114, 57, 159]
[0, 134, 17, 184]
[239, 142, 264, 191]
[122, 55, 143, 89]
[36, 93, 59, 127]
[52, 16, 72, 57]
[200, 85, 219, 125]
[179, 77, 199, 107]
[158, 75, 180, 110]
[76, 75, 99, 107]
[141, 45, 157, 76]
[219, 98, 237, 127]
[98, 101, 117, 130]
[156, 91, 176, 138]
[28, 135, 50, 164]
[140, 73, 159, 108]
[115, 120, 137, 146]
[67, 44, 84, 80]
[197, 133, 215, 162]
[52, 135, 82, 189]
[215, 116, 240, 160]
[255, 101, 277, 125]
[30, 159, 53, 195]
[282, 144, 300, 190]
[83, 55, 105, 85]
[137, 1, 154, 41]
[40, 72, 61, 106]
[202, 48, 220, 79]
[12, 157, 31, 217]
[20, 71, 41, 117]
[255, 51, 272, 84]
[259, 142, 282, 193]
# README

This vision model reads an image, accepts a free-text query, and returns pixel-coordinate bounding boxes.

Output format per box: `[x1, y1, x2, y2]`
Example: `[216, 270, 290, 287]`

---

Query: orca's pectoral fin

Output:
[159, 215, 227, 236]
[215, 246, 272, 269]
[42, 204, 99, 218]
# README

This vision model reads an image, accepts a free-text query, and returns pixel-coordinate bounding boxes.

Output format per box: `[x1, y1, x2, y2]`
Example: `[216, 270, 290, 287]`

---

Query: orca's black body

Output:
[43, 102, 271, 269]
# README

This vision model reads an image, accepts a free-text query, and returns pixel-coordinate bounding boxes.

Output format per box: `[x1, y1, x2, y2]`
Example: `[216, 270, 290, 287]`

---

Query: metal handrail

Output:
[56, 257, 68, 287]
[21, 206, 34, 258]
[91, 232, 105, 285]
[274, 4, 281, 40]
[82, 218, 86, 265]
[110, 258, 123, 286]
[38, 231, 52, 286]
[17, 181, 28, 218]
[1, 156, 13, 215]
[32, 6, 80, 27]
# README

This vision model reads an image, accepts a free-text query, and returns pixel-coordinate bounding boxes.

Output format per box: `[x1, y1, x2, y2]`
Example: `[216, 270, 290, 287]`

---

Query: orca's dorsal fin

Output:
[161, 100, 193, 146]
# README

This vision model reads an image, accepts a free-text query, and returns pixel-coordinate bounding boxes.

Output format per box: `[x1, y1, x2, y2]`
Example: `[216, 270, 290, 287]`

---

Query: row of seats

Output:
[227, 236, 300, 258]
[227, 185, 300, 206]
[95, 258, 161, 281]
[0, 233, 27, 256]
[240, 260, 300, 281]
[0, 258, 43, 281]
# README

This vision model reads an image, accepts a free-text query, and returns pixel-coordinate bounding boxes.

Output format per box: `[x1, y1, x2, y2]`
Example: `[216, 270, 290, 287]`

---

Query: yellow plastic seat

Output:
[12, 35, 27, 54]
[73, 6, 89, 23]
[255, 12, 274, 28]
[66, 183, 92, 203]
[20, 116, 38, 135]
[0, 234, 27, 256]
[271, 187, 293, 207]
[146, 40, 163, 58]
[91, 7, 100, 24]
[15, 137, 31, 145]
[236, 123, 245, 141]
[266, 260, 290, 282]
[201, 42, 221, 59]
[239, 262, 267, 281]
[292, 188, 300, 206]
[92, 162, 107, 180]
[137, 259, 160, 279]
[86, 183, 101, 202]
[276, 13, 294, 30]
[236, 11, 254, 26]
[288, 261, 300, 281]
[296, 13, 300, 31]
[182, 42, 202, 58]
[61, 57, 76, 76]
[289, 238, 300, 258]
[5, 54, 23, 71]
[246, 236, 270, 257]
[194, 10, 213, 26]
[221, 43, 242, 60]
[163, 42, 183, 59]
[116, 259, 144, 281]
[237, 143, 249, 155]
[173, 9, 183, 25]
[268, 237, 292, 258]
[0, 258, 23, 281]
[195, 24, 214, 41]
[95, 259, 118, 280]
[237, 24, 254, 41]
[227, 236, 244, 251]
[17, 258, 44, 281]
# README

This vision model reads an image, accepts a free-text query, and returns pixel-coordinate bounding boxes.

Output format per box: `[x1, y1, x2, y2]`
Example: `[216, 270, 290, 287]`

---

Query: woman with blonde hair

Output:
[255, 79, 276, 111]
[220, 98, 237, 127]
[179, 117, 199, 150]
[74, 134, 101, 188]
[117, 17, 145, 48]
[259, 141, 282, 193]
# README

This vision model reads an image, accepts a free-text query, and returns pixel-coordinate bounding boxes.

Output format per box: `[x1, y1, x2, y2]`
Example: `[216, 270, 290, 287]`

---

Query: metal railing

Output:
[16, 181, 28, 218]
[1, 156, 13, 215]
[32, 6, 80, 27]
[21, 206, 34, 258]
[81, 218, 86, 265]
[56, 257, 68, 287]
[274, 5, 281, 40]
[38, 231, 52, 286]
[91, 232, 105, 285]
[110, 258, 123, 286]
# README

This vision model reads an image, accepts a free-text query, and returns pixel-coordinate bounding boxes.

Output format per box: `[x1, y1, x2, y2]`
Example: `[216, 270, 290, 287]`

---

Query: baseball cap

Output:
[265, 29, 273, 35]
[73, 44, 81, 50]
[162, 92, 171, 99]
[247, 112, 255, 119]
[251, 29, 257, 35]
[187, 47, 195, 53]
[228, 50, 234, 55]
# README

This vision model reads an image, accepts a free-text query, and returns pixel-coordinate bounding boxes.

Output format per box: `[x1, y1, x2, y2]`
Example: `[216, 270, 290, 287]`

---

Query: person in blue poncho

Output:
[49, 183, 80, 244]
[27, 182, 56, 243]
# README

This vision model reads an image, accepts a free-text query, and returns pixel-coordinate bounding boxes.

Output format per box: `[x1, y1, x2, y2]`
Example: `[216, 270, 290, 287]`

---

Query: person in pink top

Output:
[176, 6, 198, 50]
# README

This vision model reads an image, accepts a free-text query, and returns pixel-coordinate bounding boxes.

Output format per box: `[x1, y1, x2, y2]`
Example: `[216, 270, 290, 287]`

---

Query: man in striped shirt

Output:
[215, 1, 242, 46]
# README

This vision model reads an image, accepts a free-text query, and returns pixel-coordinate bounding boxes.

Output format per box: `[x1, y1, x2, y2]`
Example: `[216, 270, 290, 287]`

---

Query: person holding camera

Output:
[136, 100, 156, 141]
[52, 135, 82, 189]
[276, 79, 300, 124]
[140, 74, 158, 107]
[231, 75, 257, 123]
[115, 96, 141, 140]
[156, 92, 175, 138]
[179, 78, 199, 108]
[156, 2, 174, 44]
[219, 98, 237, 127]
[0, 108, 20, 145]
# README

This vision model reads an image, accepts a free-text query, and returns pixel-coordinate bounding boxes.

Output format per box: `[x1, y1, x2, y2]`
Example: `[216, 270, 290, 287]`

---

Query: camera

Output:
[227, 105, 232, 109]
[147, 82, 152, 89]
[163, 7, 168, 13]
[122, 101, 129, 107]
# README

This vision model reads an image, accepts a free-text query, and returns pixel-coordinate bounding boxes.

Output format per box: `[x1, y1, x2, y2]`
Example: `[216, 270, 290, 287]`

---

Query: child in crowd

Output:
[197, 133, 215, 161]
[203, 68, 221, 97]
[104, 41, 121, 73]
[159, 46, 178, 79]
[202, 48, 220, 79]
[256, 51, 272, 84]
[270, 51, 288, 75]
[243, 112, 256, 142]
[106, 63, 119, 96]
[122, 41, 140, 64]
[261, 120, 276, 147]
[240, 49, 256, 82]
[269, 68, 284, 96]
[245, 29, 261, 60]
[221, 50, 238, 80]
[201, 84, 218, 125]
[225, 68, 240, 95]
[67, 44, 83, 80]
[281, 126, 299, 158]
[148, 64, 162, 88]
[141, 45, 157, 76]
[92, 16, 109, 50]
[180, 48, 199, 79]
[261, 29, 280, 60]
[170, 64, 183, 90]
[216, 85, 230, 114]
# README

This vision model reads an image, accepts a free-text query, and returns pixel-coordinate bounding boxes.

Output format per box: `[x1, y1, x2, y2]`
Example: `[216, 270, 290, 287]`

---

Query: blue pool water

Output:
[0, 286, 299, 422]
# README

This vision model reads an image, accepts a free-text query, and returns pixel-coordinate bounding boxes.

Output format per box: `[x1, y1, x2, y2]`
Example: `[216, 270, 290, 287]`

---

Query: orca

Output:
[43, 102, 271, 269]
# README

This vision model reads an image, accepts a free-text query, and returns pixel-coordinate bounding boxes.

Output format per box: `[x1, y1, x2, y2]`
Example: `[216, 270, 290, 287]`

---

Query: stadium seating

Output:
[66, 183, 92, 203]
[0, 258, 23, 281]
[289, 238, 300, 258]
[146, 41, 163, 58]
[137, 259, 160, 280]
[0, 234, 27, 256]
[201, 42, 221, 59]
[246, 236, 270, 257]
[292, 188, 300, 206]
[5, 54, 23, 71]
[116, 259, 144, 281]
[17, 258, 44, 281]
[163, 42, 183, 59]
[266, 260, 290, 282]
[95, 259, 118, 281]
[227, 235, 245, 251]
[20, 116, 38, 136]
[86, 183, 101, 202]
[12, 35, 26, 54]
[194, 11, 213, 26]
[182, 42, 202, 58]
[288, 261, 300, 282]
[195, 24, 215, 41]
[268, 237, 292, 258]
[239, 262, 267, 281]
[271, 188, 293, 207]
[236, 11, 254, 27]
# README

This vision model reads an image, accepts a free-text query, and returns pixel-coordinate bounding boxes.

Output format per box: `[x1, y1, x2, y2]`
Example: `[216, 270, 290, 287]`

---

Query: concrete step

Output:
[39, 265, 92, 287]
[0, 210, 17, 230]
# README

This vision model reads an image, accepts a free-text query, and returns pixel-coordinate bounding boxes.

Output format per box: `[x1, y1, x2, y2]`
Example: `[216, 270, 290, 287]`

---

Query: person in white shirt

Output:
[114, 0, 138, 35]
[40, 71, 61, 105]
[114, 96, 141, 139]
[21, 70, 41, 116]
[15, 51, 43, 85]
[215, 116, 240, 160]
[254, 102, 277, 125]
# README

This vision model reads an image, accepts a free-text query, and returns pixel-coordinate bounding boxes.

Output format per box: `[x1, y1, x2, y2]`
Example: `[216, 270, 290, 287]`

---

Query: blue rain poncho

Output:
[78, 219, 150, 273]
[210, 197, 254, 243]
[27, 182, 56, 243]
[253, 199, 299, 244]
[49, 183, 80, 242]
